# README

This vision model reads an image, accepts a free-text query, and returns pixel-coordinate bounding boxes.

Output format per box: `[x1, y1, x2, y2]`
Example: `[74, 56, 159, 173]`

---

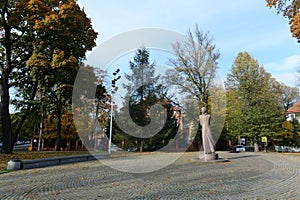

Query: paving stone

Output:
[0, 152, 299, 199]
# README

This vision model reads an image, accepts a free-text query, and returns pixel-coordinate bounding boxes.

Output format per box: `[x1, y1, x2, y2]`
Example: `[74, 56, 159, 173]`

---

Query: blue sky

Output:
[77, 0, 300, 87]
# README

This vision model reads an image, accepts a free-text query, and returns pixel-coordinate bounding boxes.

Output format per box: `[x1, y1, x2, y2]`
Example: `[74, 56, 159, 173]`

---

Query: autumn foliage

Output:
[266, 0, 300, 42]
[0, 0, 97, 153]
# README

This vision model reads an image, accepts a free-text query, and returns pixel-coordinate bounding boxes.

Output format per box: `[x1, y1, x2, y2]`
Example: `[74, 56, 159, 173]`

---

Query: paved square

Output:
[0, 152, 299, 199]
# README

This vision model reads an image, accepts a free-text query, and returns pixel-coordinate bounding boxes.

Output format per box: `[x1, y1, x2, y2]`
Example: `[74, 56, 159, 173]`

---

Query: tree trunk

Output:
[0, 79, 13, 154]
[254, 136, 259, 152]
[1, 21, 13, 154]
[55, 111, 62, 151]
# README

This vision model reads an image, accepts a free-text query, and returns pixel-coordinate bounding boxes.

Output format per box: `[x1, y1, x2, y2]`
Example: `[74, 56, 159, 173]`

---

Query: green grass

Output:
[0, 151, 90, 172]
[0, 169, 12, 174]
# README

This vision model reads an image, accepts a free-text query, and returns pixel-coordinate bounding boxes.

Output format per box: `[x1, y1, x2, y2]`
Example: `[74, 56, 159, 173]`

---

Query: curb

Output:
[7, 153, 110, 170]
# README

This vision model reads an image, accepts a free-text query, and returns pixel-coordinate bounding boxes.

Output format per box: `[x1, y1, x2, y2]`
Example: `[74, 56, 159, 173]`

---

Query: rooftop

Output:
[287, 100, 300, 114]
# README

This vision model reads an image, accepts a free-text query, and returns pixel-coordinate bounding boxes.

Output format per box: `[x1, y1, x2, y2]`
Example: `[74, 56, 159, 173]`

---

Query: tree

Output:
[122, 47, 161, 151]
[11, 111, 39, 142]
[0, 0, 97, 153]
[115, 97, 177, 152]
[123, 47, 160, 104]
[29, 50, 80, 151]
[266, 0, 300, 42]
[118, 47, 177, 152]
[42, 111, 78, 149]
[167, 25, 220, 110]
[226, 52, 284, 151]
[208, 85, 227, 144]
[225, 90, 244, 144]
[276, 83, 299, 111]
[276, 120, 300, 146]
[72, 65, 110, 150]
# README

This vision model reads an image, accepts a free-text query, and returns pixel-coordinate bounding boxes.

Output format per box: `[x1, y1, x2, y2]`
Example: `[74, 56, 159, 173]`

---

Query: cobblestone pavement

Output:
[0, 152, 300, 199]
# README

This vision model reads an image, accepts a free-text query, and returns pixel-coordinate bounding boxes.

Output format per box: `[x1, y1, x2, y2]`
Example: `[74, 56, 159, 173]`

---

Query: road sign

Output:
[261, 136, 267, 143]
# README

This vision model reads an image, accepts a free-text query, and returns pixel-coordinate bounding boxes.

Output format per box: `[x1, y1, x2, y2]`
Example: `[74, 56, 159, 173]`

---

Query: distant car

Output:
[110, 144, 123, 152]
[236, 145, 246, 152]
[290, 147, 300, 153]
[127, 147, 140, 152]
[229, 145, 246, 153]
[16, 140, 25, 145]
[24, 140, 31, 144]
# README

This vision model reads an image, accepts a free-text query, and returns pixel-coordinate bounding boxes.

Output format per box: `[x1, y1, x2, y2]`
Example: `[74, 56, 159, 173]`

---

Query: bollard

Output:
[7, 159, 23, 170]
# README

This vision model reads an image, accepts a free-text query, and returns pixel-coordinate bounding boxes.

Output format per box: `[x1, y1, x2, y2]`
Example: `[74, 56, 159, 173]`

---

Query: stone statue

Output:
[199, 107, 217, 160]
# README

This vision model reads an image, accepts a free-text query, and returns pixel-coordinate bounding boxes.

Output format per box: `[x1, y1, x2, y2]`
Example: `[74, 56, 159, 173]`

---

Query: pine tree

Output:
[116, 47, 177, 152]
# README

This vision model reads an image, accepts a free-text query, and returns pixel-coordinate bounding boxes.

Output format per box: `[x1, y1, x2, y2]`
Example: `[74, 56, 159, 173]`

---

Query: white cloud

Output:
[264, 55, 300, 86]
[283, 55, 300, 70]
[273, 72, 298, 86]
[265, 55, 300, 72]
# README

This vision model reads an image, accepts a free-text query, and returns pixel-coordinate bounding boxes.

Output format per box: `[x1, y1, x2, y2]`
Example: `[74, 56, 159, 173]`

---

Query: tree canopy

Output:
[167, 25, 220, 110]
[115, 47, 178, 152]
[0, 0, 97, 153]
[226, 52, 285, 151]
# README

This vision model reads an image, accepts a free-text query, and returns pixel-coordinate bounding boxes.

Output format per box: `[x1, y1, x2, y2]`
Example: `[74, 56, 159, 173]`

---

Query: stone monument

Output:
[199, 107, 218, 161]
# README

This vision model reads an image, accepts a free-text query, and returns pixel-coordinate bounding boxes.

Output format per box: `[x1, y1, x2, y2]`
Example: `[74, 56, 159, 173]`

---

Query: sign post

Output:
[261, 137, 268, 152]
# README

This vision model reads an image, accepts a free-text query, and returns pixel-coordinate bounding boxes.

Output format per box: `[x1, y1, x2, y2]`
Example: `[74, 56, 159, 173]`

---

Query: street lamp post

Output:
[108, 69, 121, 154]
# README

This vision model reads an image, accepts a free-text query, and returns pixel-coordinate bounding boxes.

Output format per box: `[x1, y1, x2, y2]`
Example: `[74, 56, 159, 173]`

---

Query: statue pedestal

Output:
[199, 153, 218, 161]
[192, 152, 228, 163]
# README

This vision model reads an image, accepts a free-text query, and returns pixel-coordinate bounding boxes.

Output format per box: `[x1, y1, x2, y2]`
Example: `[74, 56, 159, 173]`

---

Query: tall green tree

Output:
[118, 47, 177, 152]
[225, 90, 244, 143]
[0, 0, 97, 153]
[226, 52, 284, 151]
[122, 47, 160, 151]
[123, 47, 160, 104]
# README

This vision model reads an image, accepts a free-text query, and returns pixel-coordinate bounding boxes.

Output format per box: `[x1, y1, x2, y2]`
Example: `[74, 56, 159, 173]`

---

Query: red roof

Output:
[287, 99, 300, 113]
